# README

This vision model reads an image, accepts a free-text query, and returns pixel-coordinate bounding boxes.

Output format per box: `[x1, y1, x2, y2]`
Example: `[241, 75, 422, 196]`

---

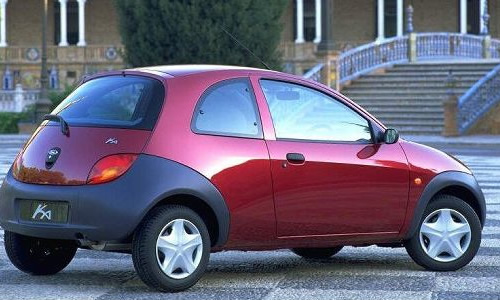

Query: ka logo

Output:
[32, 204, 52, 220]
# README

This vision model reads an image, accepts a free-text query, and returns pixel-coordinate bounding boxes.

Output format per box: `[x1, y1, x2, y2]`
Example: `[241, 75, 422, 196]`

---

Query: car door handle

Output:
[286, 153, 305, 164]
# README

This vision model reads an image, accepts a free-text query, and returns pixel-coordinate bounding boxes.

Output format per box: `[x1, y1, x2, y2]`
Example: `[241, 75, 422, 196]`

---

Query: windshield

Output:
[51, 75, 164, 130]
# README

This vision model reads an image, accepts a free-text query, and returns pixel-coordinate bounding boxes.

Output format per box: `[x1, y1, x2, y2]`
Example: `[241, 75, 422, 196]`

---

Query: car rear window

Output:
[50, 75, 164, 130]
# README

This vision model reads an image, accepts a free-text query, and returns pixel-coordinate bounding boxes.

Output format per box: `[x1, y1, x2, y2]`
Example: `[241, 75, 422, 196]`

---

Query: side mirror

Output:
[383, 128, 399, 144]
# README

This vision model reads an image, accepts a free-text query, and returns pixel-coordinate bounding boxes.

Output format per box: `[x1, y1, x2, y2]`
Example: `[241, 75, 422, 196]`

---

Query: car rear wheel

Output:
[132, 205, 210, 292]
[404, 195, 481, 271]
[4, 231, 77, 275]
[291, 246, 344, 259]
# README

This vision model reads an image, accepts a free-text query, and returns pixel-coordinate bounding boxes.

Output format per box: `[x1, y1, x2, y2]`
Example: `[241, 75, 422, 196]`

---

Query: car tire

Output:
[291, 246, 344, 259]
[132, 205, 210, 292]
[4, 231, 77, 275]
[404, 195, 481, 271]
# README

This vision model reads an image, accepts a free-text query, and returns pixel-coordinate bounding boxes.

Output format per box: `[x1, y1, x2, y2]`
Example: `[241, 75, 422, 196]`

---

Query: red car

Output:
[0, 65, 485, 292]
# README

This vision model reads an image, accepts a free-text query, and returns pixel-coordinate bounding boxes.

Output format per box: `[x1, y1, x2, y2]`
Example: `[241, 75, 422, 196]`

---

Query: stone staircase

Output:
[340, 62, 499, 135]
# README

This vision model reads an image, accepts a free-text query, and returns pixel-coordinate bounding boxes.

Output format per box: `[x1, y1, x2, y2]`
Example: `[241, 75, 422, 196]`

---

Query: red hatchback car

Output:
[0, 65, 485, 292]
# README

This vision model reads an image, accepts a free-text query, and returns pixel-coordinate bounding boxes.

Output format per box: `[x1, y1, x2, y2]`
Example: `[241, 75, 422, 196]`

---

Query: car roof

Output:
[132, 64, 280, 78]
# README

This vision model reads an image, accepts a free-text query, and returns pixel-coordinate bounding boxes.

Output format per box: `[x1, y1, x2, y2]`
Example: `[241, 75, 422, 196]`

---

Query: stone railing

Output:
[0, 84, 39, 112]
[489, 38, 500, 58]
[0, 45, 124, 64]
[416, 33, 484, 59]
[338, 35, 409, 85]
[455, 64, 500, 134]
[333, 33, 498, 88]
[303, 63, 324, 82]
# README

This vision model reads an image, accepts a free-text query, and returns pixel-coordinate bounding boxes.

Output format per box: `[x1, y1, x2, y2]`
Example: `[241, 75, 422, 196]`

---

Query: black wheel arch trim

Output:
[0, 154, 230, 246]
[404, 171, 486, 239]
[133, 154, 230, 246]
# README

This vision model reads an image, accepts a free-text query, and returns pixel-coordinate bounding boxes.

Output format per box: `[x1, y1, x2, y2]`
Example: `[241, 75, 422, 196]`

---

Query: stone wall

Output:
[86, 0, 122, 45]
[468, 102, 500, 134]
[5, 0, 121, 47]
[412, 0, 459, 33]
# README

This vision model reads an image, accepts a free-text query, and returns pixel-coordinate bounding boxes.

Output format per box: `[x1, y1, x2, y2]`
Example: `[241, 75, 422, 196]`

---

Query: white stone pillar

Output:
[295, 0, 304, 43]
[14, 84, 24, 113]
[77, 0, 86, 46]
[396, 0, 403, 37]
[480, 0, 487, 34]
[377, 0, 385, 41]
[58, 0, 68, 46]
[313, 0, 321, 43]
[0, 0, 8, 47]
[460, 0, 467, 34]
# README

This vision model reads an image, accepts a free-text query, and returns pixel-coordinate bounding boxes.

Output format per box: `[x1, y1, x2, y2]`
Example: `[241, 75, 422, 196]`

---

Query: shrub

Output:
[115, 0, 287, 69]
[49, 85, 75, 110]
[0, 111, 31, 133]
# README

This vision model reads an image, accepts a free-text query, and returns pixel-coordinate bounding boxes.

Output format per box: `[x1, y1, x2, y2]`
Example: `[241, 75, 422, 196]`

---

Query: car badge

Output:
[45, 147, 61, 169]
[105, 138, 118, 145]
[32, 204, 52, 220]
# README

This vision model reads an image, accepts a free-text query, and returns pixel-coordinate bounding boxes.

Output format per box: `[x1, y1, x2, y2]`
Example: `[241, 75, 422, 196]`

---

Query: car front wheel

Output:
[132, 205, 210, 292]
[404, 195, 481, 271]
[4, 231, 77, 275]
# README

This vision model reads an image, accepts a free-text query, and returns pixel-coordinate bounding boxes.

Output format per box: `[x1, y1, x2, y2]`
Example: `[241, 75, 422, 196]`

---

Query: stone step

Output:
[388, 125, 443, 135]
[392, 63, 498, 70]
[366, 71, 488, 77]
[378, 119, 444, 126]
[346, 82, 475, 89]
[344, 88, 468, 95]
[342, 94, 447, 101]
[390, 67, 495, 73]
[350, 76, 484, 83]
[353, 101, 444, 108]
[362, 107, 444, 114]
[372, 113, 444, 120]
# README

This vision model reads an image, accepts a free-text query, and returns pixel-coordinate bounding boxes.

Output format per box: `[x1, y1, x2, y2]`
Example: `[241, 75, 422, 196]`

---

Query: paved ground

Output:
[0, 134, 499, 300]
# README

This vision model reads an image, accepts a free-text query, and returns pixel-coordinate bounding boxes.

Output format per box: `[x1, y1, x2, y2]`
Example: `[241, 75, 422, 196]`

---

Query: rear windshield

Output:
[50, 75, 164, 130]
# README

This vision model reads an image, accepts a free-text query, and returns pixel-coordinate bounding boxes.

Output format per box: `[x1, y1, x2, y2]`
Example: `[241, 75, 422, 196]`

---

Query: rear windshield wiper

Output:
[43, 114, 69, 136]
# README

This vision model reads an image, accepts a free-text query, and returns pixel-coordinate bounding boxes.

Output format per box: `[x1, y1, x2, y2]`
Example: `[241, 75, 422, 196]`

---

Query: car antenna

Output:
[220, 26, 271, 70]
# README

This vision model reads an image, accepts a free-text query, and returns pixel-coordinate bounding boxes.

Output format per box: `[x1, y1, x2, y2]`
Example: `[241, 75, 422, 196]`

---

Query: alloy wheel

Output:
[419, 208, 472, 262]
[155, 219, 203, 279]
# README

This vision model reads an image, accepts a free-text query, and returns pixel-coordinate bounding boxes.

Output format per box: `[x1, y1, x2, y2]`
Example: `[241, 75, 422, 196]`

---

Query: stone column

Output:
[0, 0, 8, 47]
[313, 0, 321, 43]
[480, 0, 489, 35]
[460, 0, 467, 34]
[443, 95, 459, 136]
[59, 0, 68, 46]
[77, 0, 86, 46]
[396, 0, 403, 37]
[377, 0, 385, 41]
[317, 0, 337, 88]
[295, 0, 304, 43]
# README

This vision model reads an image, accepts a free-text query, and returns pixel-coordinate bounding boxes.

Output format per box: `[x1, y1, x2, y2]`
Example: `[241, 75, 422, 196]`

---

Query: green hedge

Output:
[0, 86, 74, 134]
[0, 111, 32, 133]
[49, 85, 75, 110]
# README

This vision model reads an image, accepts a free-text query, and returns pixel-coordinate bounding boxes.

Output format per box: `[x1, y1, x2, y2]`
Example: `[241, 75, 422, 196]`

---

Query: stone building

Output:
[0, 0, 498, 136]
[0, 0, 497, 88]
[281, 0, 497, 74]
[0, 0, 122, 90]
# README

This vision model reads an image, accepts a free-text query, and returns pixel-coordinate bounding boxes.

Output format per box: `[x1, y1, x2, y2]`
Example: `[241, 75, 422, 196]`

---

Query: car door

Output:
[256, 78, 410, 238]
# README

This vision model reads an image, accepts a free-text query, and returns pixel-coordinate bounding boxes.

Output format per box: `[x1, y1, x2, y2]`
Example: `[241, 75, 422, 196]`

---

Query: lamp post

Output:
[36, 0, 52, 122]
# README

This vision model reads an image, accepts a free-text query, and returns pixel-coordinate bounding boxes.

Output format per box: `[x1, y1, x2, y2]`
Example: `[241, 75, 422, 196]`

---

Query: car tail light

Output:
[87, 154, 138, 185]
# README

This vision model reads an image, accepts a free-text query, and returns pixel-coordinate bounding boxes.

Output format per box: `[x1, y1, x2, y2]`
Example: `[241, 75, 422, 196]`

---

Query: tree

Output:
[115, 0, 287, 70]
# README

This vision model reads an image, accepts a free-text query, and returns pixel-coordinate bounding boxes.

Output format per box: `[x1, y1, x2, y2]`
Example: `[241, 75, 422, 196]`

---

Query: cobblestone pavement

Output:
[0, 135, 499, 300]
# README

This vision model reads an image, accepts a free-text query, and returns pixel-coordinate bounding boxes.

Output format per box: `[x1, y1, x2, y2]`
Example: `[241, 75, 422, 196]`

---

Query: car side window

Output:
[260, 79, 372, 143]
[192, 79, 262, 138]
